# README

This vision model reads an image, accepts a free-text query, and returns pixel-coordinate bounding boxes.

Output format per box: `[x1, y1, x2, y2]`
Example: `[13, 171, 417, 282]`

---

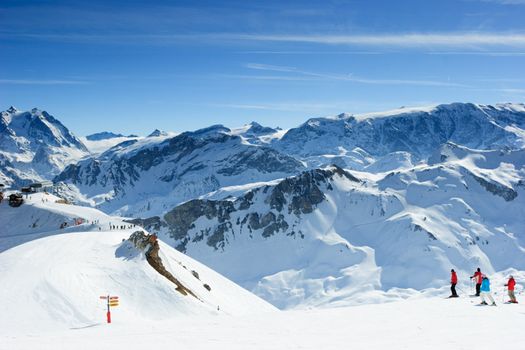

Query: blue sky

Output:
[1, 0, 524, 136]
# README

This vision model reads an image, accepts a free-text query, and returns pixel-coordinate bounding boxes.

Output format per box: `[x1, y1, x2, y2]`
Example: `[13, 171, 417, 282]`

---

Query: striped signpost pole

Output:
[100, 295, 119, 323]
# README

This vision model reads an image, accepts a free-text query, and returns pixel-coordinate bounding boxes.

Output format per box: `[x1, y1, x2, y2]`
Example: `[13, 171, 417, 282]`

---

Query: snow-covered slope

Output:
[152, 151, 525, 309]
[0, 106, 89, 187]
[0, 195, 275, 332]
[0, 192, 117, 252]
[230, 121, 284, 145]
[55, 125, 304, 216]
[3, 290, 525, 349]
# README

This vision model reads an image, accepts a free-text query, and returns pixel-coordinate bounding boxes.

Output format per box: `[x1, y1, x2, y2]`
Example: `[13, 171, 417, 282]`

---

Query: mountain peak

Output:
[86, 131, 125, 141]
[0, 107, 89, 186]
[6, 106, 18, 114]
[245, 122, 277, 135]
[148, 129, 168, 137]
[189, 124, 230, 138]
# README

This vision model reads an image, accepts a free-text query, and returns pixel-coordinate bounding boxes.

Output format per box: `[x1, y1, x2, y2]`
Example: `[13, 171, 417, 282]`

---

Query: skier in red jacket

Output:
[505, 276, 518, 303]
[470, 268, 482, 296]
[449, 269, 459, 298]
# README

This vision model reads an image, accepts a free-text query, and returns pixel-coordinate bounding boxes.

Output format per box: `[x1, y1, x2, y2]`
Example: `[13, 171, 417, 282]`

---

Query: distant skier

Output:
[449, 269, 459, 298]
[470, 268, 483, 296]
[504, 276, 518, 304]
[479, 275, 496, 306]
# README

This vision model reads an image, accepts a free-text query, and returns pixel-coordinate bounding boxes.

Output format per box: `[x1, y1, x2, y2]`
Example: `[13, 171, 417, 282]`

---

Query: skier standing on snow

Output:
[449, 269, 459, 298]
[470, 268, 483, 296]
[480, 275, 496, 306]
[504, 276, 518, 304]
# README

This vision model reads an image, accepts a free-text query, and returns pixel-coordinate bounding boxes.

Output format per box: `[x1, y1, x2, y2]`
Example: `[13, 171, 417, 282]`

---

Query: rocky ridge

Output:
[163, 166, 360, 252]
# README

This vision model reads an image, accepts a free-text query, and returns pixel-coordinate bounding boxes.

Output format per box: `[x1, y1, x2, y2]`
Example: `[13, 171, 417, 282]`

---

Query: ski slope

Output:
[0, 192, 123, 252]
[0, 196, 275, 335]
[2, 296, 524, 350]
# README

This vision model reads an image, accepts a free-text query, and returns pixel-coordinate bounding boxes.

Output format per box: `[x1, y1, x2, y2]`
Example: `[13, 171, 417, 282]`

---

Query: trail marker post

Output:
[100, 295, 119, 323]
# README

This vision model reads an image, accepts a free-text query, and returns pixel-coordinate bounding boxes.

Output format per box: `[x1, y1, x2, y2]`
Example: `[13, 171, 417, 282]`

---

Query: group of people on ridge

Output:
[449, 268, 518, 306]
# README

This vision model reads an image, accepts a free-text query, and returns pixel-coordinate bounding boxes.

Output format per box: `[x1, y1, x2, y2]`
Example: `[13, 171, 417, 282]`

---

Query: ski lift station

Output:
[27, 181, 54, 193]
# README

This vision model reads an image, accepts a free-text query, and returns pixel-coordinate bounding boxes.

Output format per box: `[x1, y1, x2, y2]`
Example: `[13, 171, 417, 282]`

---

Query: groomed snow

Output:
[2, 296, 524, 350]
[0, 197, 275, 337]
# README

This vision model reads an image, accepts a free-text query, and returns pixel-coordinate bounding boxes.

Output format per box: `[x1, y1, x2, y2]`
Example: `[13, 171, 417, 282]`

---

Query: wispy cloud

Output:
[0, 79, 89, 85]
[241, 50, 525, 57]
[495, 88, 525, 94]
[217, 74, 317, 81]
[476, 0, 525, 5]
[245, 63, 297, 73]
[3, 32, 525, 49]
[475, 78, 525, 82]
[243, 63, 469, 87]
[234, 33, 525, 48]
[213, 102, 352, 112]
[238, 50, 385, 55]
[345, 76, 468, 87]
[426, 51, 525, 56]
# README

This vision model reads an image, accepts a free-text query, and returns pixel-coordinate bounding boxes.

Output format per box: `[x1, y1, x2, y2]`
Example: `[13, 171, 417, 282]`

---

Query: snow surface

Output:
[2, 295, 524, 350]
[0, 192, 120, 252]
[0, 197, 275, 335]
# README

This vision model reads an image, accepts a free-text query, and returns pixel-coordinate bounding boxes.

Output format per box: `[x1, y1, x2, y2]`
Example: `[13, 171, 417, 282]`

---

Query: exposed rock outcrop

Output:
[470, 174, 518, 201]
[127, 231, 197, 298]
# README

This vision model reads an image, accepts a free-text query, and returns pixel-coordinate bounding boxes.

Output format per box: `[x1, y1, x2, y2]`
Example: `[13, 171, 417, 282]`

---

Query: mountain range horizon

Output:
[3, 1, 525, 347]
[4, 101, 525, 138]
[1, 100, 524, 310]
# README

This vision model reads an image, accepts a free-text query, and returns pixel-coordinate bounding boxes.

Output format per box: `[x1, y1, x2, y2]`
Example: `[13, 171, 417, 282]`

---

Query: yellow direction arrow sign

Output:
[109, 296, 119, 300]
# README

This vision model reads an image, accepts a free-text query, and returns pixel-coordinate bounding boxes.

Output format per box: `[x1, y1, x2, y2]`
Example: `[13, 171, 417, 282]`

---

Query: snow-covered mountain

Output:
[4, 102, 525, 311]
[0, 106, 89, 187]
[0, 192, 275, 331]
[145, 142, 525, 309]
[85, 131, 141, 141]
[274, 103, 525, 169]
[55, 125, 304, 216]
[230, 121, 284, 145]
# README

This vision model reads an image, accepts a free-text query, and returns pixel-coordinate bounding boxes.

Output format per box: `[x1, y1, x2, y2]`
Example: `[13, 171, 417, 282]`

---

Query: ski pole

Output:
[457, 286, 467, 295]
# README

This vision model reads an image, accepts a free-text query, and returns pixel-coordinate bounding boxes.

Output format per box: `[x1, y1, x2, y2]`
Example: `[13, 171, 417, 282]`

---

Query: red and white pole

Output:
[106, 294, 111, 323]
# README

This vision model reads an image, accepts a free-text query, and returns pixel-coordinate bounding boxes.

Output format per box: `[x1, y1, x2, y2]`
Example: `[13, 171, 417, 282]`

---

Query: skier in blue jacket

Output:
[480, 276, 496, 306]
